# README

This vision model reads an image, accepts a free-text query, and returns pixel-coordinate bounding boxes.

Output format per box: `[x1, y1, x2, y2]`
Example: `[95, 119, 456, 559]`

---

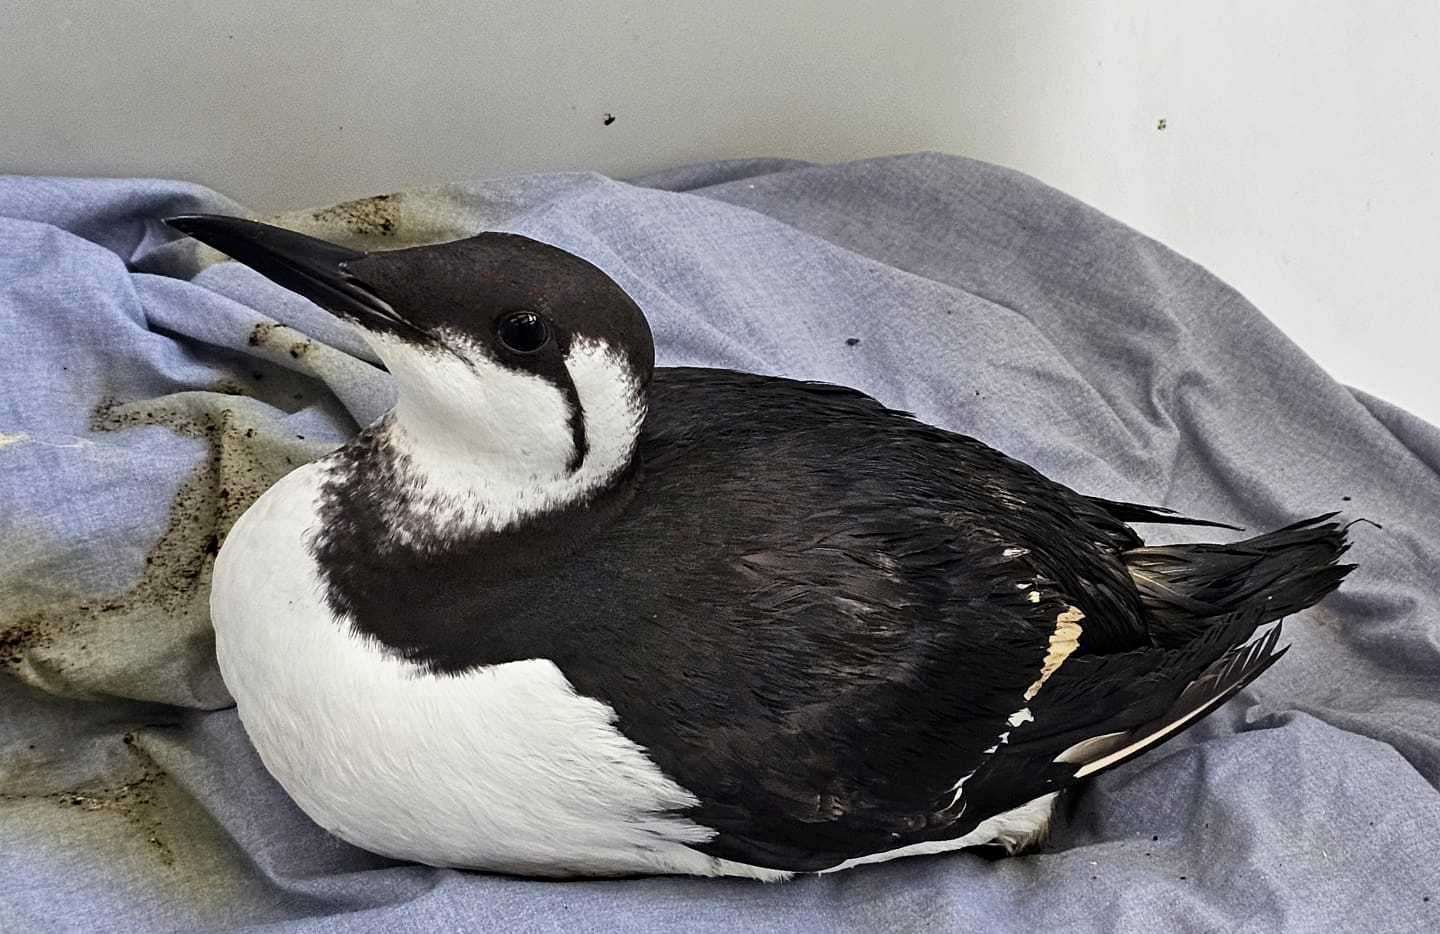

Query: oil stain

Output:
[252, 189, 482, 257]
[249, 321, 315, 364]
[1, 383, 334, 891]
[309, 193, 400, 238]
[0, 732, 176, 866]
[0, 619, 52, 667]
[247, 322, 276, 347]
[0, 387, 321, 705]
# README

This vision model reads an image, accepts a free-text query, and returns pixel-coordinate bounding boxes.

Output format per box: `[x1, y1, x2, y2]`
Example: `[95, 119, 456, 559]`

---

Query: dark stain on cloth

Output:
[0, 732, 177, 867]
[310, 193, 400, 238]
[0, 388, 322, 704]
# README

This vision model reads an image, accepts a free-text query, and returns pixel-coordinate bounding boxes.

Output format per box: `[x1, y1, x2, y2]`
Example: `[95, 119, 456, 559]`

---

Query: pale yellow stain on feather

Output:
[1024, 605, 1084, 701]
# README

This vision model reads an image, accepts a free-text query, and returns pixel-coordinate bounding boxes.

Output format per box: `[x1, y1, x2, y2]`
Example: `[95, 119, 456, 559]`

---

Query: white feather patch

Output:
[366, 333, 645, 539]
[1023, 605, 1085, 701]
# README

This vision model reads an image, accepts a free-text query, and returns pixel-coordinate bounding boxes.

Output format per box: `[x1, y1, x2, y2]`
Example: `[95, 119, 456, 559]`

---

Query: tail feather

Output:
[1069, 623, 1288, 779]
[1125, 513, 1354, 645]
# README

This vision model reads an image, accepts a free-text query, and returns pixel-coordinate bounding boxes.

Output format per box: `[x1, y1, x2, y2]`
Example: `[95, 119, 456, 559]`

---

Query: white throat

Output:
[359, 333, 646, 538]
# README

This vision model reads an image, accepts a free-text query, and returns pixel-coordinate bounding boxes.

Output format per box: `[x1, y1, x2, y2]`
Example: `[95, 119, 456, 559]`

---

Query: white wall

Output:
[3, 2, 1435, 423]
[952, 3, 1440, 428]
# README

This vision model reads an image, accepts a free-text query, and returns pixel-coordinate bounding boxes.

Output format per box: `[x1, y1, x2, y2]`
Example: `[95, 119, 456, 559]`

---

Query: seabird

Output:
[166, 214, 1354, 880]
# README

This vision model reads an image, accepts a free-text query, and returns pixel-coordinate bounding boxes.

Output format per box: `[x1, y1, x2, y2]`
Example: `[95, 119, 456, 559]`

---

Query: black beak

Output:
[165, 214, 414, 333]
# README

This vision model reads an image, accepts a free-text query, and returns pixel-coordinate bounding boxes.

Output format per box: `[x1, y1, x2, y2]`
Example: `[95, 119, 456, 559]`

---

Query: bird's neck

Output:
[323, 413, 636, 545]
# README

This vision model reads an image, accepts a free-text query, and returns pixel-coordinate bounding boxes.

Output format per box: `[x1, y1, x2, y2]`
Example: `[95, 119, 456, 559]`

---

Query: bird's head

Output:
[167, 215, 655, 526]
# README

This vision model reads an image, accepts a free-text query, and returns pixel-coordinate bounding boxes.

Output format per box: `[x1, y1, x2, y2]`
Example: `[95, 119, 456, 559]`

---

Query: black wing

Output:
[590, 370, 1192, 870]
[617, 372, 1335, 872]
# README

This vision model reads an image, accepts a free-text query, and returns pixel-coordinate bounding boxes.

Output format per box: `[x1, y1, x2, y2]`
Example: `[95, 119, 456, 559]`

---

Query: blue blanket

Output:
[2, 155, 1437, 932]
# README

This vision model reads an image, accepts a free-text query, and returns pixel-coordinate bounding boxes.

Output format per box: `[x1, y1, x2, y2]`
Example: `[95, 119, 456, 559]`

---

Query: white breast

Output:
[210, 461, 789, 880]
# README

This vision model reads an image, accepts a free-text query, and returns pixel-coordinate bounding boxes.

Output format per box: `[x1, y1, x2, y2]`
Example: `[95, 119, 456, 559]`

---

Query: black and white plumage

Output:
[168, 215, 1354, 879]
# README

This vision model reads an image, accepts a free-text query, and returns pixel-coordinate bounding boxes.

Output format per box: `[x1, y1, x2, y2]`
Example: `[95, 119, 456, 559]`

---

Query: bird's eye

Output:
[496, 311, 550, 354]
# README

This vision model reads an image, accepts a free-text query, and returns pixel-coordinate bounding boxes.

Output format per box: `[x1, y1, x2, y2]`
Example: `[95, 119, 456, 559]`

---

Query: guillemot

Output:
[167, 214, 1354, 880]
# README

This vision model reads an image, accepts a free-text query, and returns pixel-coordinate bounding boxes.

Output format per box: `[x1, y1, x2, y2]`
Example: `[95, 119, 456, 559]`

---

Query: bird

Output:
[166, 213, 1354, 881]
